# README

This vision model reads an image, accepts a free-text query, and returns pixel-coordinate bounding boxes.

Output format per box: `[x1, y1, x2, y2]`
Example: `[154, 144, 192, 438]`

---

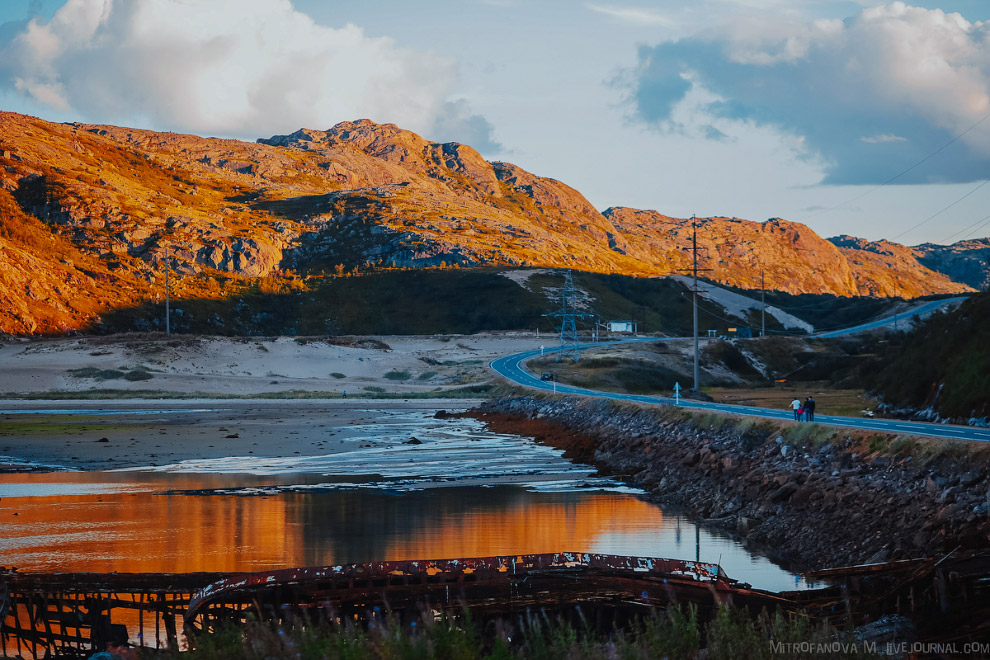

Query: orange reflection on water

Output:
[382, 495, 664, 561]
[0, 475, 668, 574]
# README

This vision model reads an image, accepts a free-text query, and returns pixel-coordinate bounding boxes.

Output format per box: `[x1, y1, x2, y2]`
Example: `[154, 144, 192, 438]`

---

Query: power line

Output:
[937, 212, 990, 245]
[798, 109, 990, 223]
[891, 178, 990, 242]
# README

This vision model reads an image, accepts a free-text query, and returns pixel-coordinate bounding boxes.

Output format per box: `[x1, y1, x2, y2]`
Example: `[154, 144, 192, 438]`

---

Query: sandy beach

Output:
[0, 333, 544, 396]
[0, 333, 550, 471]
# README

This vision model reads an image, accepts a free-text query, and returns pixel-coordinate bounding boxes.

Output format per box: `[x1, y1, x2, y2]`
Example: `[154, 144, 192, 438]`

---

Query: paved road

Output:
[490, 298, 990, 442]
[815, 296, 967, 338]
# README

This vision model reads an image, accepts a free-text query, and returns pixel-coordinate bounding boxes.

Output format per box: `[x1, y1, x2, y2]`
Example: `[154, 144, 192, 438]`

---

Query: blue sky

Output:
[2, 0, 989, 246]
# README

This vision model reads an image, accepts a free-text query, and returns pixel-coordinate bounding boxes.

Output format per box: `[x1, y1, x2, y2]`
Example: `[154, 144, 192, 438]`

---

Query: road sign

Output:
[673, 382, 682, 405]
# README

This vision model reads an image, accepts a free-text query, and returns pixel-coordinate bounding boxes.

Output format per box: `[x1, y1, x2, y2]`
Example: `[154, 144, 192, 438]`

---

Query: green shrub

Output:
[785, 422, 836, 449]
[867, 434, 890, 454]
[383, 371, 411, 380]
[67, 367, 126, 380]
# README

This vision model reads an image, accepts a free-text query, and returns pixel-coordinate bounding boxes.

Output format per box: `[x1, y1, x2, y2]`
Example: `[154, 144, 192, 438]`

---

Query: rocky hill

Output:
[915, 238, 990, 291]
[826, 235, 973, 298]
[0, 111, 978, 335]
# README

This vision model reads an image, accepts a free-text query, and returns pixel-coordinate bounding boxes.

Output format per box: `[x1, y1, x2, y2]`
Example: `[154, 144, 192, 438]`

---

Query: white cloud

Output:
[586, 4, 675, 27]
[861, 133, 908, 143]
[0, 0, 499, 148]
[626, 2, 990, 184]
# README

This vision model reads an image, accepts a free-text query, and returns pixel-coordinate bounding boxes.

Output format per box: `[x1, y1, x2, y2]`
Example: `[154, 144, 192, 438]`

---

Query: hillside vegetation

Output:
[96, 270, 781, 337]
[865, 291, 990, 421]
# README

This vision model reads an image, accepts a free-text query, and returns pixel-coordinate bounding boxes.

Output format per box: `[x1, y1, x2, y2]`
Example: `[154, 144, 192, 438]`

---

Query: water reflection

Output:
[0, 472, 806, 591]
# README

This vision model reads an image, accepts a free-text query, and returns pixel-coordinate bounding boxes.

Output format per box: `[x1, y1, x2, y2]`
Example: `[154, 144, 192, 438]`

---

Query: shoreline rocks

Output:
[471, 395, 990, 571]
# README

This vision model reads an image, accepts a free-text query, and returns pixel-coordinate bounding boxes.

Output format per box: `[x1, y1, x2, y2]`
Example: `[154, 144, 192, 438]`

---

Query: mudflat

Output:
[0, 399, 486, 471]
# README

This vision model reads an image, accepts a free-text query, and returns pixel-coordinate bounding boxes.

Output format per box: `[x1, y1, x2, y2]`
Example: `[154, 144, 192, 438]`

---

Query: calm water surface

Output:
[0, 410, 810, 592]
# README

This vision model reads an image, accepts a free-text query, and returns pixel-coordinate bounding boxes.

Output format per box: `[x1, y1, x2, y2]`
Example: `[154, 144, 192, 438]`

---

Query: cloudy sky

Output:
[1, 0, 989, 246]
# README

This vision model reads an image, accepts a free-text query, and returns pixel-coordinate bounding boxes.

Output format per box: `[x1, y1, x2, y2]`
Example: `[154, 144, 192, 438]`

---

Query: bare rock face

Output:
[432, 142, 502, 196]
[493, 162, 600, 218]
[0, 111, 979, 334]
[828, 236, 970, 297]
[914, 239, 990, 291]
[605, 209, 863, 295]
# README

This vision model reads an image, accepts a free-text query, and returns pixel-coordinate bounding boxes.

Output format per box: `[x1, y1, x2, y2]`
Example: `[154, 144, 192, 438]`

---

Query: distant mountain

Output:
[0, 112, 977, 335]
[915, 239, 990, 291]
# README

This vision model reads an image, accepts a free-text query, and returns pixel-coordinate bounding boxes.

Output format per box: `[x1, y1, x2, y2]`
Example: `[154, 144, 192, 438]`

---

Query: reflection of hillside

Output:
[2, 490, 302, 573]
[2, 484, 668, 573]
[286, 487, 668, 565]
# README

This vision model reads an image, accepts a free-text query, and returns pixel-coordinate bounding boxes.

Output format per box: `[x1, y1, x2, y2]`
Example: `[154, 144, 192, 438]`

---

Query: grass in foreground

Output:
[160, 606, 881, 660]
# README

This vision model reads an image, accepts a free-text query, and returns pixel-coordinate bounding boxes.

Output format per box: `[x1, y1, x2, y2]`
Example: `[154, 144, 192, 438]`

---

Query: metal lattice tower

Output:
[546, 270, 591, 361]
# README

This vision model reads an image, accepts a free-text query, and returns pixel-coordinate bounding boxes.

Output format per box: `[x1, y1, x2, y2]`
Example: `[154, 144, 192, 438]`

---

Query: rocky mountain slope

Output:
[0, 111, 978, 335]
[829, 235, 988, 297]
[915, 238, 990, 291]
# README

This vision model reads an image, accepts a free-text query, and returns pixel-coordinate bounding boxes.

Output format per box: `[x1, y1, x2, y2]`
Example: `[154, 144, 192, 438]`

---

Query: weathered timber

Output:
[183, 552, 792, 637]
[0, 571, 229, 659]
[6, 552, 990, 657]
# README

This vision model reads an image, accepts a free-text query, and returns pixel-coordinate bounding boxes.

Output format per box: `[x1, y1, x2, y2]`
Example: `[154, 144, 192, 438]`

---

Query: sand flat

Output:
[0, 399, 488, 471]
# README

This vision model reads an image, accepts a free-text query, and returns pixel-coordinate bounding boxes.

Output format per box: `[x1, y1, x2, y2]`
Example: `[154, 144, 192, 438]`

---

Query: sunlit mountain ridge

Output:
[0, 112, 978, 335]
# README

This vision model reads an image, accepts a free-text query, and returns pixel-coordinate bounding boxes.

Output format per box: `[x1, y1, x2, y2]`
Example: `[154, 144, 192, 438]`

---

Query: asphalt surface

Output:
[490, 297, 990, 443]
[814, 296, 968, 338]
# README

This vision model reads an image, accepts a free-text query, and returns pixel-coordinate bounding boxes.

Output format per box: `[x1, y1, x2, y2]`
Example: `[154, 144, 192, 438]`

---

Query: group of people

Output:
[790, 396, 816, 421]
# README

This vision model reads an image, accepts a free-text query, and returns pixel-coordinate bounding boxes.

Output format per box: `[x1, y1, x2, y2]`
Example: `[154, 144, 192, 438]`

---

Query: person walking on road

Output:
[790, 398, 803, 421]
[804, 396, 816, 422]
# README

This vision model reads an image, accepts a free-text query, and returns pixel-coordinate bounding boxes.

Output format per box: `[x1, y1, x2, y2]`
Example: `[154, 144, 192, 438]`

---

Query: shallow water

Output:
[0, 410, 812, 592]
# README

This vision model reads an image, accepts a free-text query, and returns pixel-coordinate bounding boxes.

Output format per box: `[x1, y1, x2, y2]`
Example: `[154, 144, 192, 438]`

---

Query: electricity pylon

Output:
[545, 270, 591, 361]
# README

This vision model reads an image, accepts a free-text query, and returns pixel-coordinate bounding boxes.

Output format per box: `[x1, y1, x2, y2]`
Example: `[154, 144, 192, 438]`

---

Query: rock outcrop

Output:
[828, 235, 969, 297]
[915, 239, 990, 292]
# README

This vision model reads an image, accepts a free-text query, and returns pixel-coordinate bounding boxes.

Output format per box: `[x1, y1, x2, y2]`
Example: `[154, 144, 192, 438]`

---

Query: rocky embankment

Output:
[472, 395, 990, 571]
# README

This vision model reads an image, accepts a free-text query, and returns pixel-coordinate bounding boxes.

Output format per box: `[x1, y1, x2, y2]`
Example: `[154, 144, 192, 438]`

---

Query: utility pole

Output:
[165, 247, 171, 337]
[761, 270, 766, 337]
[692, 219, 700, 392]
[675, 215, 712, 392]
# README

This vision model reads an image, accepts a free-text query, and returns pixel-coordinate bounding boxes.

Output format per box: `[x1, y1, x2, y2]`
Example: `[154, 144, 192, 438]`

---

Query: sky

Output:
[1, 0, 989, 246]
